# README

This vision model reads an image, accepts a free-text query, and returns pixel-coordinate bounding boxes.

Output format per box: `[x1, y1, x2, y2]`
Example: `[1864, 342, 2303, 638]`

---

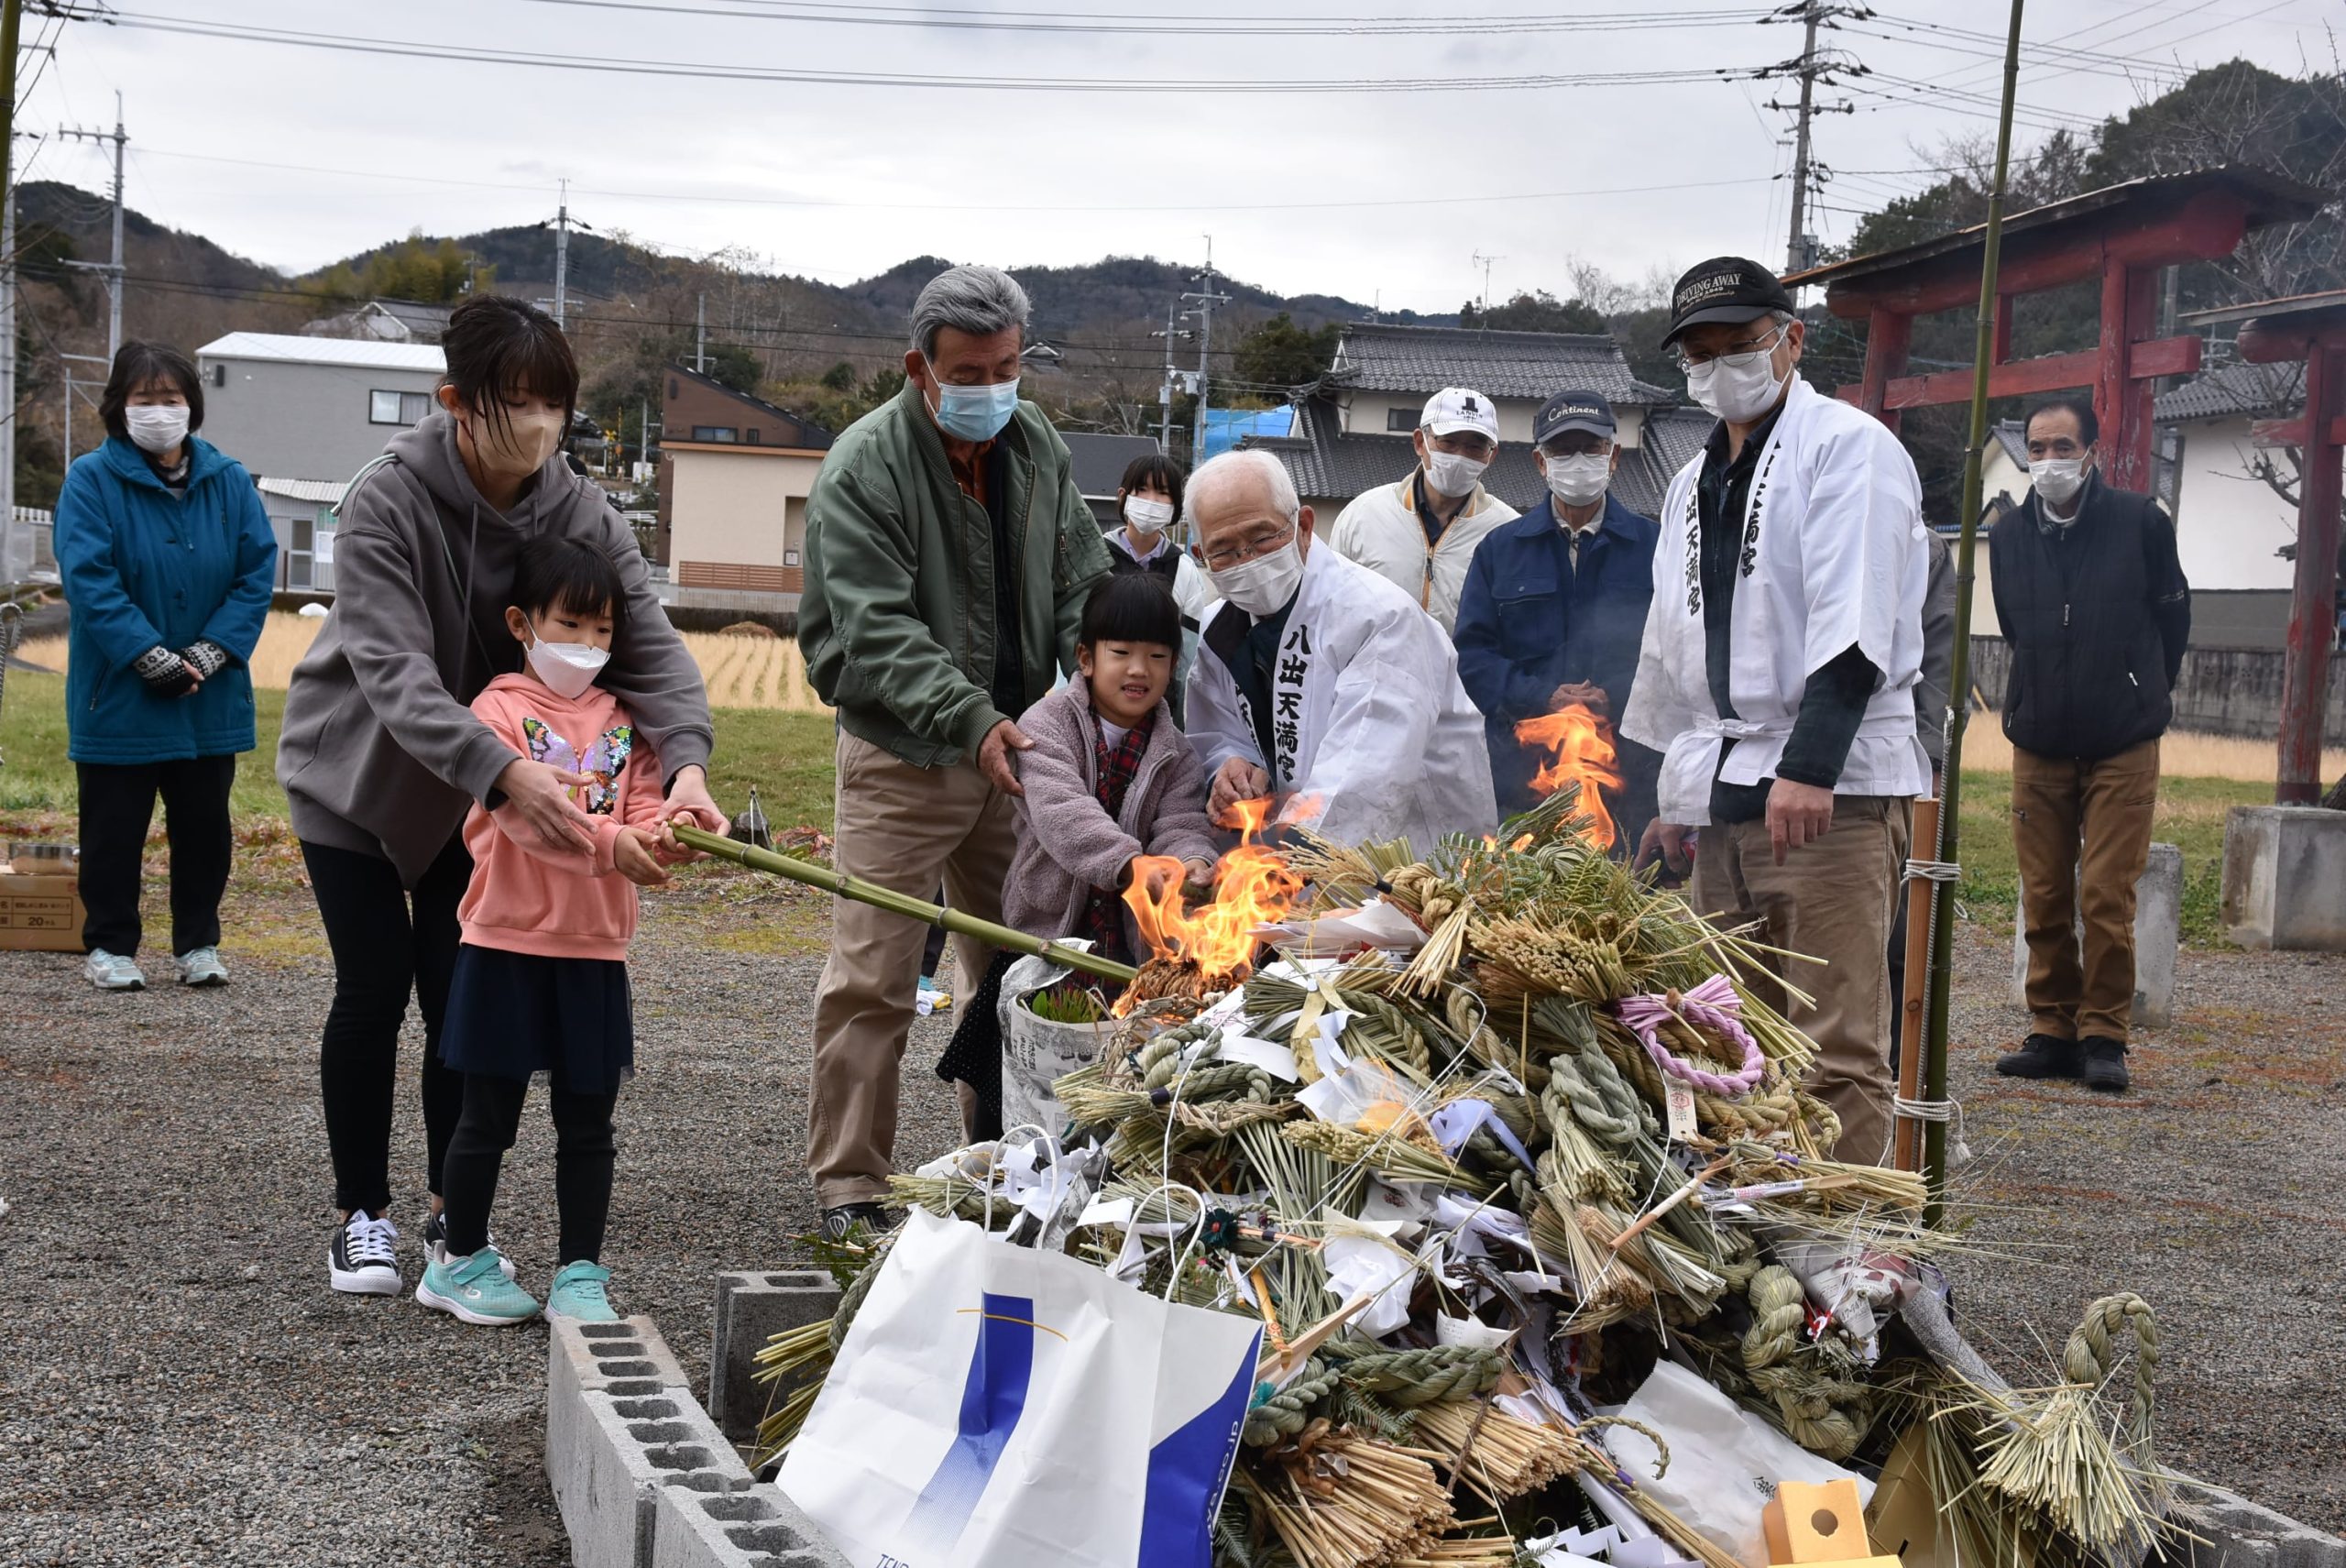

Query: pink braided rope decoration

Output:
[1614, 974, 1764, 1096]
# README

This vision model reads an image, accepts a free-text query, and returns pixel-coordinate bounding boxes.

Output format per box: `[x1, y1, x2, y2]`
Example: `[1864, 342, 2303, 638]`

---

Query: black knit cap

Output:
[1659, 257, 1795, 347]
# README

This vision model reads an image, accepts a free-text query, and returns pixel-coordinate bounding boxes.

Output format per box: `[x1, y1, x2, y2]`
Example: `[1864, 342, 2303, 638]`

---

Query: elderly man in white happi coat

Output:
[1622, 257, 1931, 1167]
[1184, 450, 1496, 854]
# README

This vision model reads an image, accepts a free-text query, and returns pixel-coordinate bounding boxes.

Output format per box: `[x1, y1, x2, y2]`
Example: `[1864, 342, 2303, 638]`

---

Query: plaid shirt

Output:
[1075, 708, 1157, 963]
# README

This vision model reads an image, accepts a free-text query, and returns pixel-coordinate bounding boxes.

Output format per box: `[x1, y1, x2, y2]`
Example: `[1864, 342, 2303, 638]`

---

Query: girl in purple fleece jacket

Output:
[937, 574, 1220, 1135]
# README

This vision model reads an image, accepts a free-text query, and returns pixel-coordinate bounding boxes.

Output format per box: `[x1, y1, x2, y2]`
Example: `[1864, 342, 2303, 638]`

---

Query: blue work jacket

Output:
[1453, 492, 1660, 813]
[56, 434, 279, 764]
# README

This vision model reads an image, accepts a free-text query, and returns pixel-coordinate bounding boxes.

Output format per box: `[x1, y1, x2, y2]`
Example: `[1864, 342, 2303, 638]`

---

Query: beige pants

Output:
[2012, 740, 2159, 1042]
[807, 729, 1016, 1206]
[1691, 795, 1910, 1167]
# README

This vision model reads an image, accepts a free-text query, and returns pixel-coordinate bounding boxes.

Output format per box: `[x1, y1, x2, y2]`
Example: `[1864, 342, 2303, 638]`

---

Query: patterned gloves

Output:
[179, 640, 229, 681]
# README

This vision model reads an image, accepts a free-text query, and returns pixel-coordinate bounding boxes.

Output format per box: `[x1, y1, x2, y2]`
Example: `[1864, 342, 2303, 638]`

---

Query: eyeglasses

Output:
[1540, 438, 1614, 460]
[1427, 432, 1496, 461]
[1672, 323, 1787, 373]
[1198, 521, 1297, 573]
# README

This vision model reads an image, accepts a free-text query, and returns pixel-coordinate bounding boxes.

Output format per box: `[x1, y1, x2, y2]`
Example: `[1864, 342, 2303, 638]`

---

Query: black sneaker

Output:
[328, 1210, 402, 1296]
[2080, 1037, 2131, 1093]
[819, 1201, 891, 1244]
[1994, 1033, 2083, 1080]
[422, 1210, 518, 1280]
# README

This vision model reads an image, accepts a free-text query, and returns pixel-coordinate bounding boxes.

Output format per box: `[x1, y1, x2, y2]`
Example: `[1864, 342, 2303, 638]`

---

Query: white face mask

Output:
[2031, 457, 2088, 510]
[1685, 327, 1791, 422]
[525, 631, 610, 699]
[1209, 535, 1305, 618]
[126, 403, 191, 455]
[1544, 454, 1611, 508]
[1124, 497, 1175, 538]
[1422, 450, 1489, 499]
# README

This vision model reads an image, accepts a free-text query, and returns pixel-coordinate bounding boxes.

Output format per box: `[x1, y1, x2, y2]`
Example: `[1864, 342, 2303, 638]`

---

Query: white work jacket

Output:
[1619, 377, 1932, 827]
[1188, 542, 1497, 853]
[1328, 471, 1518, 635]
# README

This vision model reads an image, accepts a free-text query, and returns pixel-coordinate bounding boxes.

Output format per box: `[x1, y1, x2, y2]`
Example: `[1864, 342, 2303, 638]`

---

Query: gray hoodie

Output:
[278, 411, 713, 886]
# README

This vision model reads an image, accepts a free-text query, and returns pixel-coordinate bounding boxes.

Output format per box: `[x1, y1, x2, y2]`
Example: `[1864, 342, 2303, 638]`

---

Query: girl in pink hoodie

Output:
[418, 535, 679, 1327]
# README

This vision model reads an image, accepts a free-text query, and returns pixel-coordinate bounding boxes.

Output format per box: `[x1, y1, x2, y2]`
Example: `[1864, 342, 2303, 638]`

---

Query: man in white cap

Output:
[1329, 386, 1518, 634]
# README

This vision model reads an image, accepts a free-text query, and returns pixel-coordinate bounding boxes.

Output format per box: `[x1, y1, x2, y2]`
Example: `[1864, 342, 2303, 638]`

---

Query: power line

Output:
[83, 11, 1739, 95]
[518, 0, 1770, 36]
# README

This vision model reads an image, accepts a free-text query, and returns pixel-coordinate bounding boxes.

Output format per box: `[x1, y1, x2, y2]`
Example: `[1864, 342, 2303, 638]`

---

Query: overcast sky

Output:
[16, 0, 2339, 313]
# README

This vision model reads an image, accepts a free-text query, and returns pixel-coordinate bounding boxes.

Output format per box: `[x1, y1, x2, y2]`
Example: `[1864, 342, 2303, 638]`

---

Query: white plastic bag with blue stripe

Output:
[779, 1205, 1265, 1568]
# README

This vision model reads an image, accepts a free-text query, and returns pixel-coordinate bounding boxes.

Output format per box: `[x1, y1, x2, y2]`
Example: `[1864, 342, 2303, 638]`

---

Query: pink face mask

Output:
[467, 408, 565, 480]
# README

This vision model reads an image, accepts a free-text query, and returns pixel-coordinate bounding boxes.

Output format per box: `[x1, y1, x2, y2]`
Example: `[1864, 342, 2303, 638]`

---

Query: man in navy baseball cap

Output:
[1453, 389, 1661, 835]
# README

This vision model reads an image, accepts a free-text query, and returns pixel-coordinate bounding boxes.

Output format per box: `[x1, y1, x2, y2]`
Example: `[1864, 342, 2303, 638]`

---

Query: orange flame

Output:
[1119, 795, 1302, 1004]
[1513, 703, 1624, 850]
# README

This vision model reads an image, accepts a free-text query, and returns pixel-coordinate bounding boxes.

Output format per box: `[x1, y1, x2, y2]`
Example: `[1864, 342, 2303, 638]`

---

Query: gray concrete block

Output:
[709, 1270, 842, 1442]
[652, 1477, 850, 1568]
[2007, 842, 2182, 1027]
[2222, 805, 2346, 951]
[2162, 1482, 2346, 1568]
[548, 1378, 751, 1568]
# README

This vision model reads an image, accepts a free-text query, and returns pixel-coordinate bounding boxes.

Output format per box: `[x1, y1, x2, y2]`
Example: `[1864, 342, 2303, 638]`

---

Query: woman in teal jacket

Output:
[56, 342, 277, 992]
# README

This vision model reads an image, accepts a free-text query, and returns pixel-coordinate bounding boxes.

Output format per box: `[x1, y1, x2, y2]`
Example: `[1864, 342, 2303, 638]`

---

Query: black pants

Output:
[76, 756, 236, 957]
[439, 1070, 618, 1266]
[305, 836, 471, 1217]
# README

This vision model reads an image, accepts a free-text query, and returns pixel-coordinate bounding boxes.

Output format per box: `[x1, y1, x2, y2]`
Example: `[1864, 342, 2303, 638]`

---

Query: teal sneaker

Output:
[545, 1261, 619, 1322]
[415, 1245, 540, 1325]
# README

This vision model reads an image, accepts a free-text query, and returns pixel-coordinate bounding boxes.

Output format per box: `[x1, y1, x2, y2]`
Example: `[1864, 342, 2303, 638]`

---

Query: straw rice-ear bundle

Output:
[1238, 1423, 1457, 1568]
[1976, 1294, 2169, 1556]
[1411, 1398, 1580, 1500]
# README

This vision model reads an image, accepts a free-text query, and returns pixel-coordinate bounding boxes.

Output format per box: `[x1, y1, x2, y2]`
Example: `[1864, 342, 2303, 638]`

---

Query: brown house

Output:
[655, 366, 833, 604]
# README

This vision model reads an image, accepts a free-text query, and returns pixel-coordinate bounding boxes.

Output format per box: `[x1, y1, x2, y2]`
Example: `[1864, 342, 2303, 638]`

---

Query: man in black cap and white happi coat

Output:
[1620, 256, 1931, 1168]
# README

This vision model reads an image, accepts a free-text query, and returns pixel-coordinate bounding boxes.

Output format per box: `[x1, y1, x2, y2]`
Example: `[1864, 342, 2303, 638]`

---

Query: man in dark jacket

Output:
[797, 264, 1112, 1237]
[1990, 394, 2189, 1094]
[1453, 390, 1661, 842]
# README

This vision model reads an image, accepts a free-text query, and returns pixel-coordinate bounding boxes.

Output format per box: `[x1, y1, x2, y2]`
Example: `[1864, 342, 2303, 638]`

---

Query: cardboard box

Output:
[0, 873, 85, 952]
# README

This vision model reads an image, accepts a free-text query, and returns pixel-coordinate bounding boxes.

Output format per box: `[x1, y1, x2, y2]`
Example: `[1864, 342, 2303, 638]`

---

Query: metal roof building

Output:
[197, 332, 445, 374]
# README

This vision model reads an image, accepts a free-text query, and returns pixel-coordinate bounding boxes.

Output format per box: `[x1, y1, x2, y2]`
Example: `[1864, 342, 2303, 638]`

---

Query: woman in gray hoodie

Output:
[278, 296, 725, 1297]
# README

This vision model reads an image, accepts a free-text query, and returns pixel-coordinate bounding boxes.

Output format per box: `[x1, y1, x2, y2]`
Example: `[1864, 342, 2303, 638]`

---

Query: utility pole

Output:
[1181, 236, 1229, 469]
[694, 293, 708, 374]
[1471, 251, 1503, 315]
[60, 94, 126, 360]
[1151, 300, 1190, 455]
[2, 0, 23, 587]
[1762, 2, 1860, 278]
[554, 179, 571, 328]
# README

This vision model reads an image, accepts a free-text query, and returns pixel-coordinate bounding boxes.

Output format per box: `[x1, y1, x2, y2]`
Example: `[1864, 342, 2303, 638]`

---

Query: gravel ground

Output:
[1, 867, 2341, 1564]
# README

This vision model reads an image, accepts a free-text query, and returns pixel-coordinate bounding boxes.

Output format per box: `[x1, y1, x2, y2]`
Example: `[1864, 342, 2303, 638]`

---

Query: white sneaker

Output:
[84, 949, 147, 992]
[329, 1210, 403, 1296]
[176, 947, 229, 987]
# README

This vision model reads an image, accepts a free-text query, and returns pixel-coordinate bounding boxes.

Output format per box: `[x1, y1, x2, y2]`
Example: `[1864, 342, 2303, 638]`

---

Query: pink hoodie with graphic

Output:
[457, 672, 671, 961]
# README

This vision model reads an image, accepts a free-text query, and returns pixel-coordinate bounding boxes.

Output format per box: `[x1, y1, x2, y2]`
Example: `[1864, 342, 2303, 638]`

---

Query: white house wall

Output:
[668, 448, 821, 568]
[2169, 415, 2300, 593]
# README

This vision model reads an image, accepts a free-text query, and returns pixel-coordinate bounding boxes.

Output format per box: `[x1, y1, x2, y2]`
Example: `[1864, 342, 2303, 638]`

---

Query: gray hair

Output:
[1189, 449, 1300, 524]
[910, 264, 1031, 360]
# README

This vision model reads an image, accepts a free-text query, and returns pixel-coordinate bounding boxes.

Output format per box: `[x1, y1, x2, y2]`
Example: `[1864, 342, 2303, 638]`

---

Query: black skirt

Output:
[440, 943, 635, 1094]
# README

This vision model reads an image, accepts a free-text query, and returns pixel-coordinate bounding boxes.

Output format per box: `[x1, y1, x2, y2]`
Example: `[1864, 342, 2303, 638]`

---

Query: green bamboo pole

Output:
[1922, 0, 2028, 1227]
[671, 824, 1142, 985]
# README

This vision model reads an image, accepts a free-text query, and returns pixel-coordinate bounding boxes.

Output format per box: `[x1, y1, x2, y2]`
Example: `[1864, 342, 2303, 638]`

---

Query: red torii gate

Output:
[2181, 290, 2346, 804]
[1784, 168, 2326, 495]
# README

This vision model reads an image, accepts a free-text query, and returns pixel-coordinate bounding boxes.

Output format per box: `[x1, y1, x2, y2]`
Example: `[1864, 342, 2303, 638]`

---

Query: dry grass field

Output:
[1958, 719, 2345, 784]
[20, 611, 829, 712]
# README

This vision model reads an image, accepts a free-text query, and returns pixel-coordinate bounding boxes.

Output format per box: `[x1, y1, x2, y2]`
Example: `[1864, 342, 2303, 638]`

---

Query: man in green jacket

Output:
[798, 263, 1112, 1237]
